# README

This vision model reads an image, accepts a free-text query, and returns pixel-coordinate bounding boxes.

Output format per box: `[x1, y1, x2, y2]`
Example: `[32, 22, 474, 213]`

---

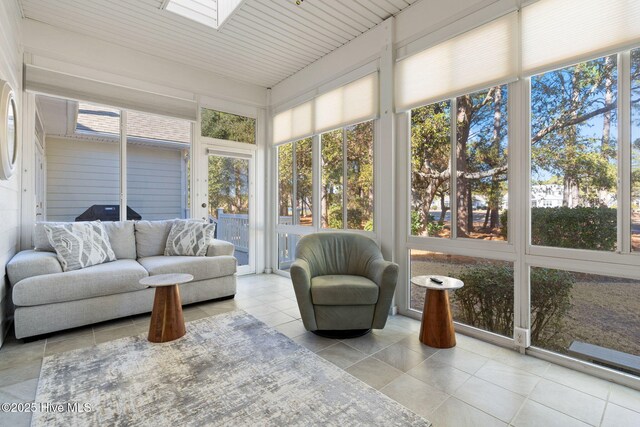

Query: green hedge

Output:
[452, 265, 574, 346]
[501, 207, 616, 251]
[532, 207, 616, 250]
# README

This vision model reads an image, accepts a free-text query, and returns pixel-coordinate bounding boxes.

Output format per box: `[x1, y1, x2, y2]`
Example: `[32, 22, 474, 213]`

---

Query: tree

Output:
[530, 55, 619, 208]
[411, 101, 451, 235]
[201, 109, 255, 143]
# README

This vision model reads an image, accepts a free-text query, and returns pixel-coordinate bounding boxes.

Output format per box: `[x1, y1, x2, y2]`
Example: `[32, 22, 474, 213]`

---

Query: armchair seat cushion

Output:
[311, 275, 379, 306]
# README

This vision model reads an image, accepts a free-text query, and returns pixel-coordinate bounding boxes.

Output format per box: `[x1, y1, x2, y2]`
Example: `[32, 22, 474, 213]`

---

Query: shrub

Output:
[452, 265, 573, 347]
[411, 211, 443, 236]
[501, 207, 616, 250]
[531, 207, 616, 250]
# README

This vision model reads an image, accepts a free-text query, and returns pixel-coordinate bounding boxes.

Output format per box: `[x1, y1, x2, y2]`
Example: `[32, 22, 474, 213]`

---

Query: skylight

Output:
[163, 0, 243, 30]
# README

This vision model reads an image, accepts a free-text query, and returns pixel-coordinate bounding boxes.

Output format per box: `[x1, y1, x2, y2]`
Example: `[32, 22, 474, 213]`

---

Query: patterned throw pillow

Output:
[165, 220, 215, 256]
[44, 221, 117, 272]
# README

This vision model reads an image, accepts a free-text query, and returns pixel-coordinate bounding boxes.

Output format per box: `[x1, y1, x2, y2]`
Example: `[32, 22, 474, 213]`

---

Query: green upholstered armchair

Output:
[290, 232, 398, 338]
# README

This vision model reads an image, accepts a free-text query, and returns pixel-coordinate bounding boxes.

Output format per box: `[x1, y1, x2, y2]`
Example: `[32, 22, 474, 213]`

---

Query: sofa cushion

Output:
[135, 220, 174, 258]
[12, 260, 149, 306]
[35, 221, 136, 260]
[138, 255, 236, 282]
[44, 221, 117, 272]
[165, 220, 215, 256]
[7, 250, 63, 285]
[34, 221, 65, 251]
[311, 275, 379, 306]
[102, 221, 136, 259]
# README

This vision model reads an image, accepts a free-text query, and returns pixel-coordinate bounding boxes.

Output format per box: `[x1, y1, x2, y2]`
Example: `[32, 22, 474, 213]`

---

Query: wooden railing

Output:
[215, 209, 249, 253]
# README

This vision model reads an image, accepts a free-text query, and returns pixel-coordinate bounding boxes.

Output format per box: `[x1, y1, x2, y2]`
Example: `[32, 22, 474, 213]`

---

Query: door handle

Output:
[201, 203, 207, 208]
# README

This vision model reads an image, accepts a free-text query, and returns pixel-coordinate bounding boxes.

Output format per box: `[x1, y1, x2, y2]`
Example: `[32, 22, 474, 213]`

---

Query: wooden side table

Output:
[411, 275, 464, 349]
[140, 273, 194, 343]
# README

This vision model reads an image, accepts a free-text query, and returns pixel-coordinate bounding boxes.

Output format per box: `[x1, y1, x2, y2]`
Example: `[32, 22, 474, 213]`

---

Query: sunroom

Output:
[0, 0, 638, 426]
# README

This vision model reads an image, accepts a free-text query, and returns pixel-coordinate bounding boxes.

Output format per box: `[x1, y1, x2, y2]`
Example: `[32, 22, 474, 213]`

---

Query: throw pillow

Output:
[44, 221, 117, 272]
[165, 220, 215, 256]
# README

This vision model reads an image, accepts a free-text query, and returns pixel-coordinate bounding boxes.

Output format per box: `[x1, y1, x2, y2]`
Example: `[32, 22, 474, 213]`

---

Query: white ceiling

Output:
[18, 0, 419, 88]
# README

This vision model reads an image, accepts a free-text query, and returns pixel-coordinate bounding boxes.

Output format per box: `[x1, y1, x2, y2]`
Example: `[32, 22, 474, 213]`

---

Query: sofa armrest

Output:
[368, 259, 399, 329]
[290, 259, 318, 331]
[7, 250, 63, 285]
[206, 239, 235, 257]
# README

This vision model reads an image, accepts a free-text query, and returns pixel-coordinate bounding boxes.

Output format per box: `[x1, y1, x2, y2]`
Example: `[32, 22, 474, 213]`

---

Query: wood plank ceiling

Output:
[18, 0, 419, 88]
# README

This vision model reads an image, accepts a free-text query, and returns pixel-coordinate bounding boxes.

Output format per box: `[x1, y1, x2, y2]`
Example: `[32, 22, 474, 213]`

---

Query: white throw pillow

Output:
[165, 220, 215, 257]
[44, 221, 117, 272]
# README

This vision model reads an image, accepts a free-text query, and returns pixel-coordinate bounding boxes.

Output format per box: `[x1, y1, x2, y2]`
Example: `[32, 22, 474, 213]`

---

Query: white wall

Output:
[46, 137, 185, 221]
[0, 0, 22, 346]
[22, 19, 268, 108]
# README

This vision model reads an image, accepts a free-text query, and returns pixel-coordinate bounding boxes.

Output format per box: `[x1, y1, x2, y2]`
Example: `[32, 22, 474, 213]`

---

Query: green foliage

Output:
[452, 265, 573, 346]
[530, 268, 574, 348]
[499, 209, 508, 238]
[531, 207, 617, 250]
[411, 211, 444, 236]
[453, 265, 514, 336]
[208, 156, 248, 217]
[320, 122, 374, 230]
[411, 210, 422, 235]
[201, 109, 255, 144]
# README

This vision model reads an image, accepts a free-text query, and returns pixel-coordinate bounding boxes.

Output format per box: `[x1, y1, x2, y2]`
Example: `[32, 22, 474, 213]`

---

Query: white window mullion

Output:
[514, 77, 532, 348]
[119, 110, 127, 221]
[342, 127, 348, 229]
[619, 50, 632, 254]
[450, 97, 458, 240]
[292, 142, 298, 226]
[312, 134, 321, 231]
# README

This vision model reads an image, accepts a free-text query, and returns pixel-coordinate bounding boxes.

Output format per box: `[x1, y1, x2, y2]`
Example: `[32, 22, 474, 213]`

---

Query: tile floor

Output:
[0, 274, 639, 427]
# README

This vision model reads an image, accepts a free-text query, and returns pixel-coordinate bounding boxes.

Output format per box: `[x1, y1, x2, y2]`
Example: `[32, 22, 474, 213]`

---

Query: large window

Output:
[409, 250, 514, 338]
[275, 120, 375, 272]
[127, 110, 191, 220]
[42, 96, 193, 222]
[530, 267, 640, 369]
[201, 108, 256, 144]
[278, 138, 312, 226]
[321, 121, 374, 231]
[632, 48, 640, 251]
[530, 55, 618, 251]
[411, 85, 508, 241]
[46, 101, 121, 221]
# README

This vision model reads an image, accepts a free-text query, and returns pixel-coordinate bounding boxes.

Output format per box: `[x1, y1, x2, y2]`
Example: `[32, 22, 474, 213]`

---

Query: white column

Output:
[378, 16, 396, 261]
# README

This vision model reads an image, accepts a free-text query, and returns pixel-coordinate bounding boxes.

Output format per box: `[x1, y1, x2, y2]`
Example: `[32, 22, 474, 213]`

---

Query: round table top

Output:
[411, 275, 464, 290]
[140, 273, 194, 287]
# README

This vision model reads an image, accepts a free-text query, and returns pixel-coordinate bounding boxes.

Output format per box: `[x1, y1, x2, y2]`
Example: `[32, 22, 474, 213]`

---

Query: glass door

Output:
[206, 151, 254, 274]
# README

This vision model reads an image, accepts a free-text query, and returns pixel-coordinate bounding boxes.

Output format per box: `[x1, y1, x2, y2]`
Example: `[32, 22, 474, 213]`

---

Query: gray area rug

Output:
[33, 310, 431, 426]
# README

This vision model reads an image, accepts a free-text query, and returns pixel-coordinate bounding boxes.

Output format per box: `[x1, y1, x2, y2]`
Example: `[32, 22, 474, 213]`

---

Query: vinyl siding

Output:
[46, 137, 186, 222]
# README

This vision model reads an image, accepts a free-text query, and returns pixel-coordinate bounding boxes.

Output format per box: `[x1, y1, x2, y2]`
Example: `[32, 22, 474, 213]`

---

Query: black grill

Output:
[75, 205, 142, 222]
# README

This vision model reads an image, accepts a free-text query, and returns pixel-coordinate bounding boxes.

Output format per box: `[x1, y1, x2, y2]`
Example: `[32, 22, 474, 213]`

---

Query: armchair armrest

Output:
[206, 239, 235, 257]
[368, 258, 399, 329]
[7, 250, 63, 285]
[290, 259, 318, 331]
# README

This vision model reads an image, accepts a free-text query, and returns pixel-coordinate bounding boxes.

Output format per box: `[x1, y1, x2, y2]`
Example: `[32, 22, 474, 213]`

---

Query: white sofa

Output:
[7, 220, 237, 339]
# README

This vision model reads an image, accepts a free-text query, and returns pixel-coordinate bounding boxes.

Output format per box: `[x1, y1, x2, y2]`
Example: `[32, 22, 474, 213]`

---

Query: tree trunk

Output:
[602, 55, 613, 154]
[456, 95, 473, 237]
[439, 192, 448, 224]
[563, 67, 582, 208]
[483, 206, 490, 229]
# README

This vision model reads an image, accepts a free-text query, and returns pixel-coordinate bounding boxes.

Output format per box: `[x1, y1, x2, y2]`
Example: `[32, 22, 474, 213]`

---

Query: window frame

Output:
[273, 119, 378, 276]
[199, 103, 258, 150]
[398, 48, 640, 363]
